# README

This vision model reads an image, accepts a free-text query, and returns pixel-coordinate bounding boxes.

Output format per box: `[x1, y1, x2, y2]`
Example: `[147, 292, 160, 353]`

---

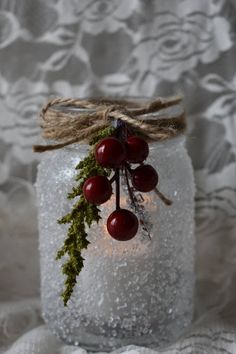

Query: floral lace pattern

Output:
[0, 0, 236, 352]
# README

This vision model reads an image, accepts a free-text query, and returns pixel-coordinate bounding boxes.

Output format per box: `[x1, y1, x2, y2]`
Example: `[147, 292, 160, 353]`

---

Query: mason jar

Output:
[36, 99, 195, 351]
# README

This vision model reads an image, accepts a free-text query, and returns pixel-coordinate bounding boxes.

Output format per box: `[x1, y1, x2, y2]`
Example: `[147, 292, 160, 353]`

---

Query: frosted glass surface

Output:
[36, 137, 195, 351]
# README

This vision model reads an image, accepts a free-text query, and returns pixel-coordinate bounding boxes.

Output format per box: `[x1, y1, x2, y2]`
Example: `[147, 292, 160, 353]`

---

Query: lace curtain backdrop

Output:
[0, 0, 236, 353]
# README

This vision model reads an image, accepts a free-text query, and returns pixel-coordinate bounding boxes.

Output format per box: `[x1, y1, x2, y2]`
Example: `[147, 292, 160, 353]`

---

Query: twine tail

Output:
[33, 137, 82, 153]
[33, 145, 51, 153]
[155, 188, 173, 206]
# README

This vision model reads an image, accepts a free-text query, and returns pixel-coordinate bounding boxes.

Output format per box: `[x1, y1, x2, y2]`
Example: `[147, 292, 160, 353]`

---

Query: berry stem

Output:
[124, 166, 151, 240]
[109, 174, 116, 184]
[115, 168, 120, 210]
[124, 166, 136, 208]
[125, 162, 133, 173]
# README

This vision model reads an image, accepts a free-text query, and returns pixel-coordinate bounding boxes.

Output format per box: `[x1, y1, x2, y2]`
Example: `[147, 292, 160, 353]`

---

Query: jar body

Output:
[36, 137, 195, 351]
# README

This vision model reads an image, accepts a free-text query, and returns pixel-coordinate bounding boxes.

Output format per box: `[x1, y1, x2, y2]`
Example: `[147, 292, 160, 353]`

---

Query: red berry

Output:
[107, 209, 139, 241]
[95, 137, 126, 168]
[131, 165, 158, 192]
[83, 176, 112, 205]
[126, 136, 149, 163]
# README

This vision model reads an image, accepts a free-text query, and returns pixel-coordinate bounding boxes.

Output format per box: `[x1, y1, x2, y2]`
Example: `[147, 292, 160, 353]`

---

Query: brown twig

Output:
[154, 188, 173, 206]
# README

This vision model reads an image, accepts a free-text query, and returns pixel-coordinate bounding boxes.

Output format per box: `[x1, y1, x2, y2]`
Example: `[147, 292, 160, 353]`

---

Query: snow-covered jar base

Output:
[36, 103, 195, 351]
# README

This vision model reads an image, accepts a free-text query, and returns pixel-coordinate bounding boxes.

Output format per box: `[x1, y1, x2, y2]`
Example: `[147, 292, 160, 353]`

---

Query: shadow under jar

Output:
[36, 99, 195, 351]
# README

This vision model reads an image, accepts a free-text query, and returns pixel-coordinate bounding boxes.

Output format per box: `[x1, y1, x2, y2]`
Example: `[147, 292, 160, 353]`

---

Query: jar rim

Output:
[53, 97, 152, 113]
[52, 96, 182, 116]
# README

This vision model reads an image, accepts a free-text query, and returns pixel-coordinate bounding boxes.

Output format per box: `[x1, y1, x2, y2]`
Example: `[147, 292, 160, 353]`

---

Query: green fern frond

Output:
[56, 127, 116, 305]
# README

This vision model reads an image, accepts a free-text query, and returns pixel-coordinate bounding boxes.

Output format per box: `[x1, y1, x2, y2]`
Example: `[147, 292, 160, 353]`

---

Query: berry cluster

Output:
[83, 135, 158, 241]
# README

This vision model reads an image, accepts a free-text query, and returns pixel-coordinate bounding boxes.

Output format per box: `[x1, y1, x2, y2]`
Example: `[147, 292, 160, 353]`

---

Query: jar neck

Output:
[149, 135, 185, 151]
[64, 135, 185, 154]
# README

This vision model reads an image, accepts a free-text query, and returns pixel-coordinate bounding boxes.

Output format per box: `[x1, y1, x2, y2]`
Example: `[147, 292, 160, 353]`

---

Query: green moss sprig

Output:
[57, 126, 116, 306]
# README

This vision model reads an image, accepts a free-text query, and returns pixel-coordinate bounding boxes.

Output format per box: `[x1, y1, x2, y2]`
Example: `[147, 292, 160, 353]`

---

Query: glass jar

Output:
[36, 101, 195, 351]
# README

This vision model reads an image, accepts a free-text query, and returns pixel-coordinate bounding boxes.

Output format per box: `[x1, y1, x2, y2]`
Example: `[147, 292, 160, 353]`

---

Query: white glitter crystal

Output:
[36, 135, 195, 351]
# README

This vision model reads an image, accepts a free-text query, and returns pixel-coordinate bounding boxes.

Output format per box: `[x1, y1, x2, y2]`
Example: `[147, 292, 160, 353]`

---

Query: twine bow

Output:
[33, 96, 186, 153]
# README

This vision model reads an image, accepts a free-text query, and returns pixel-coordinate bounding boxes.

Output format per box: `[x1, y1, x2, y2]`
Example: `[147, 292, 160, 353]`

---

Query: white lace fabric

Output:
[1, 300, 236, 354]
[0, 0, 236, 353]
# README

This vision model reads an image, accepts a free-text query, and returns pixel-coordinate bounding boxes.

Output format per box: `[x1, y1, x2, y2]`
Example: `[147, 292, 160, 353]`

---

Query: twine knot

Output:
[33, 96, 185, 153]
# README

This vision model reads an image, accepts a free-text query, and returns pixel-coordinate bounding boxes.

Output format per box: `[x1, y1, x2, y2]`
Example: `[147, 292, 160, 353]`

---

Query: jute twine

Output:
[33, 96, 185, 152]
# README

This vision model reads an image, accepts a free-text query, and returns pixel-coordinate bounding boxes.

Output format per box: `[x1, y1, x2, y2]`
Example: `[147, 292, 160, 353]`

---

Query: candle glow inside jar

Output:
[36, 99, 195, 351]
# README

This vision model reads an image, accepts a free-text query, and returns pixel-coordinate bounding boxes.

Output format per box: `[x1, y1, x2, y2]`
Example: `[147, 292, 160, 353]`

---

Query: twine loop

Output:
[33, 96, 186, 153]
